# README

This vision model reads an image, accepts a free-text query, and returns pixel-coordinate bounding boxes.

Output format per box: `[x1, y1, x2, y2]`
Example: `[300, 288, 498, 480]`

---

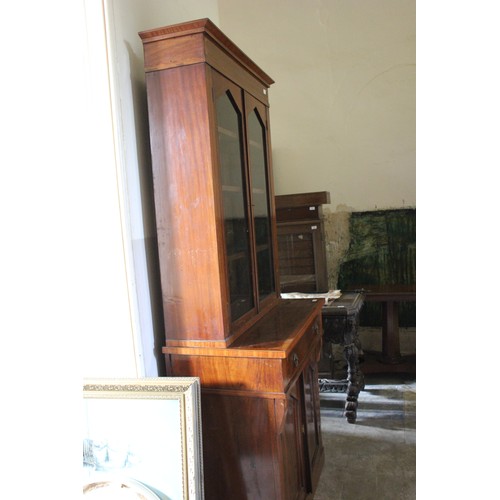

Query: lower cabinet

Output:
[199, 354, 323, 498]
[164, 300, 324, 499]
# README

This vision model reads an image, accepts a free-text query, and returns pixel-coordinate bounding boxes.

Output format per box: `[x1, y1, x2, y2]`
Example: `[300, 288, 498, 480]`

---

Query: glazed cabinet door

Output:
[212, 70, 278, 330]
[277, 223, 322, 293]
[245, 94, 277, 306]
[213, 71, 256, 324]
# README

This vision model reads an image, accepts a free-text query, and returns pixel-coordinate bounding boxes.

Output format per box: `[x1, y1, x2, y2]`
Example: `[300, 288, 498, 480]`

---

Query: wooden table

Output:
[348, 284, 416, 372]
[320, 292, 365, 423]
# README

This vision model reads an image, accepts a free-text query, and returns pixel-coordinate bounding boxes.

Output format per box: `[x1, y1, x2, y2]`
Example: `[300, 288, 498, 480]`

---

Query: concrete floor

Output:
[314, 373, 416, 500]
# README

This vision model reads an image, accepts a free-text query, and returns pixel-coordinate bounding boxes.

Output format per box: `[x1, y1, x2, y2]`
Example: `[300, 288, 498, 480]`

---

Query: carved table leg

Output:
[344, 342, 362, 423]
[318, 293, 365, 418]
[343, 316, 364, 424]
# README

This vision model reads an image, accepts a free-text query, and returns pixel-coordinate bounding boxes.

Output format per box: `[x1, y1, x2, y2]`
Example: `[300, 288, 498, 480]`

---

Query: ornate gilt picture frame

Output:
[83, 377, 204, 499]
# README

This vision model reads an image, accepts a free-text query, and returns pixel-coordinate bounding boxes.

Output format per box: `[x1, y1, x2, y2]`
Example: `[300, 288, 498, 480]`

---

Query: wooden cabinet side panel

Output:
[145, 64, 227, 342]
[200, 393, 279, 499]
[143, 33, 205, 72]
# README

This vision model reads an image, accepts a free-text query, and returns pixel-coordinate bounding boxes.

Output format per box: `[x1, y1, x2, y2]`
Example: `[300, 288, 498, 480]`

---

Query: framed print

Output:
[83, 377, 204, 499]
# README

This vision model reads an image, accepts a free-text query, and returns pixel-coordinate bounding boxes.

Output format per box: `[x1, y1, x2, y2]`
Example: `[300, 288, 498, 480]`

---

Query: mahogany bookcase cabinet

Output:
[140, 19, 325, 499]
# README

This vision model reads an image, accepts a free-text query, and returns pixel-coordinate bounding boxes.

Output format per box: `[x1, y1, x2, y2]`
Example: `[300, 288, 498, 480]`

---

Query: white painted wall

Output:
[218, 0, 416, 212]
[81, 0, 219, 378]
[79, 0, 141, 378]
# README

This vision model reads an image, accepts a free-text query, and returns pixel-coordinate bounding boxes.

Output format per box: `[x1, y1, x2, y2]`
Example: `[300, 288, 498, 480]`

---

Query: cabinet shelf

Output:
[222, 184, 242, 193]
[248, 139, 263, 149]
[227, 251, 247, 262]
[218, 125, 239, 139]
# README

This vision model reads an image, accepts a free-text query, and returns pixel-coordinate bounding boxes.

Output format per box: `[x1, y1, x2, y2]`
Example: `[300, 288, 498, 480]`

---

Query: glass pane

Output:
[278, 232, 316, 292]
[247, 108, 275, 300]
[216, 91, 254, 321]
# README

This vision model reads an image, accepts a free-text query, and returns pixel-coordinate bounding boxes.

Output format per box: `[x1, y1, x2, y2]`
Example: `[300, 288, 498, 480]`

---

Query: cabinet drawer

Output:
[283, 316, 322, 388]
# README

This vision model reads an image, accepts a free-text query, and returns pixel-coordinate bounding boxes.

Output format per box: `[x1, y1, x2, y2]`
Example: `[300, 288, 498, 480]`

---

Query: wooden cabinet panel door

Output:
[302, 344, 324, 491]
[281, 381, 308, 500]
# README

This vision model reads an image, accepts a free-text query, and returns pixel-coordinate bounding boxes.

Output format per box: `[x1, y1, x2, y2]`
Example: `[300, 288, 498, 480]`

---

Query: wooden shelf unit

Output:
[276, 191, 330, 293]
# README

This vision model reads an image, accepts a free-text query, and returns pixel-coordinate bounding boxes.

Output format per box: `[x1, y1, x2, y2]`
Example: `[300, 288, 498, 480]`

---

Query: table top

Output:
[346, 284, 416, 302]
[322, 292, 364, 316]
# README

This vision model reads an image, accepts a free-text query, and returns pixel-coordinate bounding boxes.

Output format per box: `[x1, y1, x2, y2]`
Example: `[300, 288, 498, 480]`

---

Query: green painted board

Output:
[338, 209, 416, 327]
